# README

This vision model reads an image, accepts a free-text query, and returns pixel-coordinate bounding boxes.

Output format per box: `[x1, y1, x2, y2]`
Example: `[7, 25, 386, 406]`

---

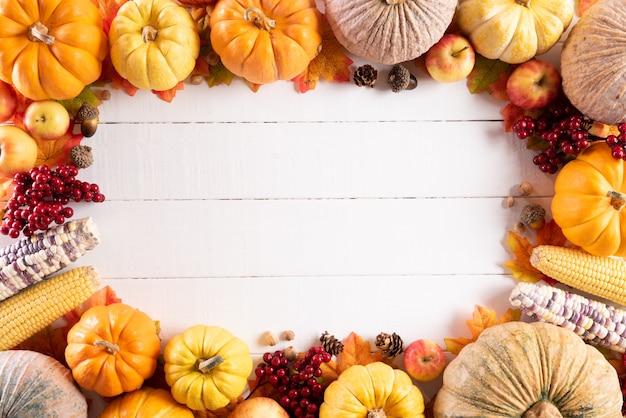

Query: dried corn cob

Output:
[530, 245, 626, 306]
[0, 265, 100, 350]
[510, 281, 626, 352]
[0, 217, 99, 302]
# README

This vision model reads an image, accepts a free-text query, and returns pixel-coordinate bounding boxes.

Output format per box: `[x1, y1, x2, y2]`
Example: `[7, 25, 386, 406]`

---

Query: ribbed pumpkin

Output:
[209, 0, 322, 85]
[64, 303, 161, 397]
[433, 321, 623, 417]
[109, 0, 200, 91]
[552, 142, 626, 257]
[456, 0, 574, 64]
[319, 361, 425, 418]
[99, 387, 194, 418]
[0, 0, 108, 100]
[163, 324, 253, 411]
[0, 350, 88, 417]
[561, 0, 626, 125]
[323, 0, 456, 65]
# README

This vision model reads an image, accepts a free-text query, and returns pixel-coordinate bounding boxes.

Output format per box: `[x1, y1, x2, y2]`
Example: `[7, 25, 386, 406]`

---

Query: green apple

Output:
[0, 126, 38, 178]
[506, 59, 561, 110]
[403, 339, 447, 382]
[0, 80, 17, 123]
[425, 34, 476, 83]
[23, 100, 70, 141]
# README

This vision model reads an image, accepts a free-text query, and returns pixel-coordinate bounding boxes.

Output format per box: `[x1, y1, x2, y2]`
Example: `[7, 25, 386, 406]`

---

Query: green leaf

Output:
[57, 86, 102, 117]
[466, 55, 512, 95]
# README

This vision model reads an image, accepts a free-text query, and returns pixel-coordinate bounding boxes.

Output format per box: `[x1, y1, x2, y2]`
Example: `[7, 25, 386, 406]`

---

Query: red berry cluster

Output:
[254, 346, 332, 418]
[1, 164, 105, 238]
[605, 124, 626, 159]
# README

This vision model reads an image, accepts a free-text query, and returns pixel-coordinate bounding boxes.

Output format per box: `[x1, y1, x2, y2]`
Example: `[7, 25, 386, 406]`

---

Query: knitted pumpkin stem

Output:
[367, 408, 386, 418]
[245, 8, 276, 31]
[94, 340, 120, 355]
[28, 21, 55, 45]
[607, 190, 626, 210]
[522, 400, 563, 417]
[196, 355, 225, 373]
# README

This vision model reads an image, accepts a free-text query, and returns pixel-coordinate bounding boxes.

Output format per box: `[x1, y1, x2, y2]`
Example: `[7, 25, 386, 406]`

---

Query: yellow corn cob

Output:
[0, 217, 99, 302]
[530, 245, 626, 306]
[0, 265, 100, 350]
[510, 282, 626, 353]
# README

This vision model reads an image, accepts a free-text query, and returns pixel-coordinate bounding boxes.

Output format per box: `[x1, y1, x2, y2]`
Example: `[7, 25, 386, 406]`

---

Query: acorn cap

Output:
[520, 203, 546, 229]
[388, 64, 417, 93]
[75, 102, 99, 123]
[70, 145, 94, 169]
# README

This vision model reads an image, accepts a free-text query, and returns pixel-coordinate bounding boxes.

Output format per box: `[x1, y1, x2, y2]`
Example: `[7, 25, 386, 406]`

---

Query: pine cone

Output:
[320, 331, 344, 357]
[375, 332, 404, 359]
[354, 64, 378, 88]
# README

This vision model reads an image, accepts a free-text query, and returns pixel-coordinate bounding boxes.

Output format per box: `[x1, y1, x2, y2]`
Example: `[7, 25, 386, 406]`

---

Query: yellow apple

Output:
[230, 397, 289, 418]
[425, 34, 476, 83]
[0, 126, 38, 178]
[23, 100, 70, 141]
[403, 339, 447, 382]
[506, 59, 561, 110]
[0, 80, 17, 123]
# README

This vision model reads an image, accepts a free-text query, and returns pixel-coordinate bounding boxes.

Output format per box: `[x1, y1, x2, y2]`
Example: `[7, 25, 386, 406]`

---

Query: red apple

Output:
[229, 397, 289, 418]
[0, 125, 38, 178]
[506, 59, 561, 110]
[23, 100, 70, 141]
[0, 80, 17, 123]
[425, 34, 476, 83]
[403, 339, 446, 382]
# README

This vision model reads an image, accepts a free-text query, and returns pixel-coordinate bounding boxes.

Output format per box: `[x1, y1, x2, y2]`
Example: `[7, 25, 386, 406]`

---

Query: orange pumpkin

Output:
[64, 303, 161, 397]
[99, 387, 194, 418]
[552, 142, 626, 257]
[209, 0, 322, 85]
[0, 0, 108, 100]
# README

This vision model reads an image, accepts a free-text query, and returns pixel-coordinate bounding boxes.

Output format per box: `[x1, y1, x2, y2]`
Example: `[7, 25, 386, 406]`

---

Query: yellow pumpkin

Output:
[319, 361, 425, 418]
[456, 0, 574, 64]
[109, 0, 200, 91]
[552, 142, 626, 257]
[433, 321, 623, 417]
[99, 387, 194, 418]
[0, 0, 108, 100]
[163, 324, 254, 411]
[64, 303, 161, 397]
[209, 0, 322, 85]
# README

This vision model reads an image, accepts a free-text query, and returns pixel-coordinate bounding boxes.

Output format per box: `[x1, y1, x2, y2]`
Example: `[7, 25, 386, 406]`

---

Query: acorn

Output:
[520, 203, 546, 230]
[388, 64, 417, 93]
[75, 102, 99, 137]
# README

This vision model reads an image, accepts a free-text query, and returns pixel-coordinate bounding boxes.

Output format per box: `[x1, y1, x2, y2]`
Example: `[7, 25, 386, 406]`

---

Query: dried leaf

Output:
[292, 17, 354, 93]
[444, 305, 521, 355]
[57, 86, 103, 117]
[34, 123, 84, 167]
[153, 82, 185, 103]
[319, 332, 383, 386]
[466, 54, 511, 95]
[501, 102, 544, 134]
[487, 71, 510, 101]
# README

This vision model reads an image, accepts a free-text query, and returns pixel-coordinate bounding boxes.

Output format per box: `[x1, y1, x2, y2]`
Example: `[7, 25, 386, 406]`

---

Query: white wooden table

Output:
[0, 28, 562, 415]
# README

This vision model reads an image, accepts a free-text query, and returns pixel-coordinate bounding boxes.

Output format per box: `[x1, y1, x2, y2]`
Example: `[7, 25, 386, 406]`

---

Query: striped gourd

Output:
[510, 281, 626, 353]
[0, 217, 99, 302]
[0, 265, 100, 350]
[530, 245, 626, 306]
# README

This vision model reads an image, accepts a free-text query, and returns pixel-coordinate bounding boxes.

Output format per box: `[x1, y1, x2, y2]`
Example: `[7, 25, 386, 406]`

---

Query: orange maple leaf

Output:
[444, 305, 521, 355]
[153, 82, 185, 103]
[292, 16, 354, 93]
[501, 102, 544, 133]
[504, 219, 569, 284]
[34, 122, 84, 167]
[319, 332, 383, 386]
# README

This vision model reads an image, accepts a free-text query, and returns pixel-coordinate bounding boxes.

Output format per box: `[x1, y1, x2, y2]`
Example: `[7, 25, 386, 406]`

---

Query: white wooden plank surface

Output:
[0, 27, 566, 416]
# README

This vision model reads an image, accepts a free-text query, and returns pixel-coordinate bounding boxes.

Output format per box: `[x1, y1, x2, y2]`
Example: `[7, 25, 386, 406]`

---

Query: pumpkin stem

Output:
[27, 21, 55, 45]
[522, 400, 563, 417]
[515, 0, 531, 6]
[196, 355, 225, 374]
[93, 340, 120, 355]
[244, 8, 276, 31]
[367, 408, 387, 418]
[141, 26, 158, 43]
[607, 190, 626, 211]
[385, 0, 406, 4]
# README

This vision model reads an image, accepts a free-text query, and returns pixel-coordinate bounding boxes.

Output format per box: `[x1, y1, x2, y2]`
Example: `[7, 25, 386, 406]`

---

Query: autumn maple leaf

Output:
[319, 332, 383, 386]
[466, 54, 512, 96]
[292, 16, 354, 93]
[444, 305, 521, 355]
[577, 0, 600, 15]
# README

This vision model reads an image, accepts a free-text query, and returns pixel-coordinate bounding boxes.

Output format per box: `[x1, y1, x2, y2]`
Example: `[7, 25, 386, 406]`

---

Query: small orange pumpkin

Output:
[209, 0, 322, 85]
[552, 142, 626, 257]
[0, 0, 108, 100]
[99, 387, 194, 418]
[64, 303, 161, 397]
